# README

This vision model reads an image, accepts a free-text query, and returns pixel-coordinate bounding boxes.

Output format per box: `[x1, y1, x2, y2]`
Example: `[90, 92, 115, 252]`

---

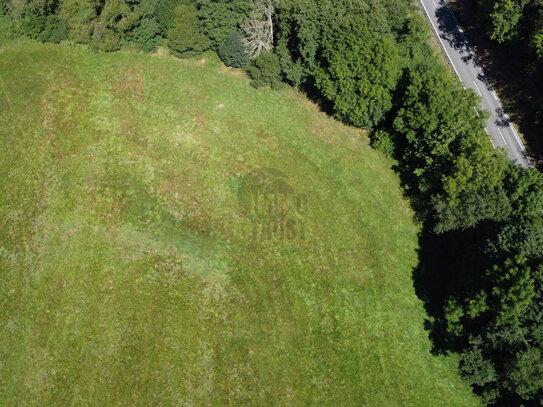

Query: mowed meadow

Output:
[0, 42, 480, 406]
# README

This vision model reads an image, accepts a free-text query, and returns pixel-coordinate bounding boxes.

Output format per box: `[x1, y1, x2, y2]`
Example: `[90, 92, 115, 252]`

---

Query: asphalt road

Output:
[419, 0, 532, 168]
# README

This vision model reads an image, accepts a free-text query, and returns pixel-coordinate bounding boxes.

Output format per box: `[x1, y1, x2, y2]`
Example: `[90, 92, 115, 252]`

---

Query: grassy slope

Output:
[0, 42, 479, 406]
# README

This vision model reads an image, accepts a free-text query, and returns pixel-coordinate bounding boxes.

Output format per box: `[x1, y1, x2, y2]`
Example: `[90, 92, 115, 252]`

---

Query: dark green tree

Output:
[91, 0, 139, 51]
[58, 0, 98, 44]
[392, 65, 508, 223]
[505, 347, 543, 400]
[275, 0, 408, 129]
[18, 14, 68, 42]
[155, 0, 178, 32]
[167, 0, 210, 58]
[370, 129, 396, 159]
[246, 50, 284, 89]
[217, 31, 248, 67]
[484, 219, 543, 259]
[195, 0, 251, 45]
[314, 27, 401, 128]
[504, 164, 543, 219]
[443, 256, 535, 338]
[488, 0, 525, 42]
[128, 17, 161, 51]
[458, 345, 497, 387]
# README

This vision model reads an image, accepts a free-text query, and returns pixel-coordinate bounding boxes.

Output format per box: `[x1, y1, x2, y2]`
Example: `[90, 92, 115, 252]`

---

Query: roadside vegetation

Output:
[448, 0, 543, 162]
[1, 0, 543, 405]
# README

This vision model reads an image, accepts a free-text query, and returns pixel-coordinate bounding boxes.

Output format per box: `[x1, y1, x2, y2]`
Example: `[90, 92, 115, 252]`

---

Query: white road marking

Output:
[485, 127, 496, 148]
[473, 81, 482, 96]
[496, 127, 507, 145]
[489, 92, 527, 153]
[502, 113, 527, 152]
[509, 124, 526, 152]
[484, 127, 496, 148]
[432, 0, 437, 6]
[419, 0, 462, 80]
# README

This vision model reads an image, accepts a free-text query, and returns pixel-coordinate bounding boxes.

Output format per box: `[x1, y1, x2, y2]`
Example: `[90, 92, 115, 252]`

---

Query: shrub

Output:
[0, 15, 16, 43]
[195, 0, 251, 45]
[59, 0, 98, 45]
[129, 17, 162, 52]
[458, 346, 497, 387]
[155, 0, 177, 32]
[91, 22, 122, 51]
[370, 129, 396, 159]
[217, 32, 248, 67]
[90, 0, 140, 52]
[41, 15, 69, 42]
[18, 15, 47, 39]
[19, 15, 68, 43]
[246, 50, 284, 90]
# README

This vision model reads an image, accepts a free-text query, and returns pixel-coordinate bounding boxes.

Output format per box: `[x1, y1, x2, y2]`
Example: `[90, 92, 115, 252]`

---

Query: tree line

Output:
[479, 0, 542, 59]
[1, 0, 543, 404]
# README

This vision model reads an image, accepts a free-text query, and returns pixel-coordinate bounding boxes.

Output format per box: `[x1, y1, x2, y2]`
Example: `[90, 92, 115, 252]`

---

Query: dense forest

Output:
[478, 0, 542, 57]
[1, 0, 543, 405]
[486, 0, 543, 157]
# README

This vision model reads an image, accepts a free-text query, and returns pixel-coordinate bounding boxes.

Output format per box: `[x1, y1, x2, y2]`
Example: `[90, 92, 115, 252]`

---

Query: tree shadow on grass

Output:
[412, 224, 491, 354]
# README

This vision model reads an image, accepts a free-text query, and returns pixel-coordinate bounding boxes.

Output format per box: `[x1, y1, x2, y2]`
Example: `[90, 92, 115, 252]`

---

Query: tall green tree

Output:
[488, 0, 526, 42]
[314, 25, 401, 128]
[59, 0, 98, 44]
[91, 0, 139, 51]
[275, 0, 409, 128]
[504, 165, 543, 219]
[167, 0, 210, 57]
[195, 0, 251, 45]
[505, 347, 543, 400]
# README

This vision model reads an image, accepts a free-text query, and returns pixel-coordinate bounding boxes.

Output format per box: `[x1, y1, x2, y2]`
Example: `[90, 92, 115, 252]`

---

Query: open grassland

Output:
[0, 42, 480, 406]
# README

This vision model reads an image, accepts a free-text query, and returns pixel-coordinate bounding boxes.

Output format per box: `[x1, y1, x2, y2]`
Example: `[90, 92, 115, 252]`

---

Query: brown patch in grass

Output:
[106, 197, 124, 228]
[41, 78, 86, 161]
[41, 79, 78, 135]
[119, 68, 144, 101]
[218, 65, 247, 78]
[119, 120, 148, 148]
[194, 108, 208, 138]
[107, 68, 144, 102]
[151, 47, 171, 59]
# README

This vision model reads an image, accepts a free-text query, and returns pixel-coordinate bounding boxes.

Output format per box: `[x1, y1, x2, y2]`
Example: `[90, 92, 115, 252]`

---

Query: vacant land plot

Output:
[0, 42, 480, 406]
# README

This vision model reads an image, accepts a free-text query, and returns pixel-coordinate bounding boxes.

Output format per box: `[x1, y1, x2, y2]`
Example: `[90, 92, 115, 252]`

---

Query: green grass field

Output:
[0, 42, 480, 406]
